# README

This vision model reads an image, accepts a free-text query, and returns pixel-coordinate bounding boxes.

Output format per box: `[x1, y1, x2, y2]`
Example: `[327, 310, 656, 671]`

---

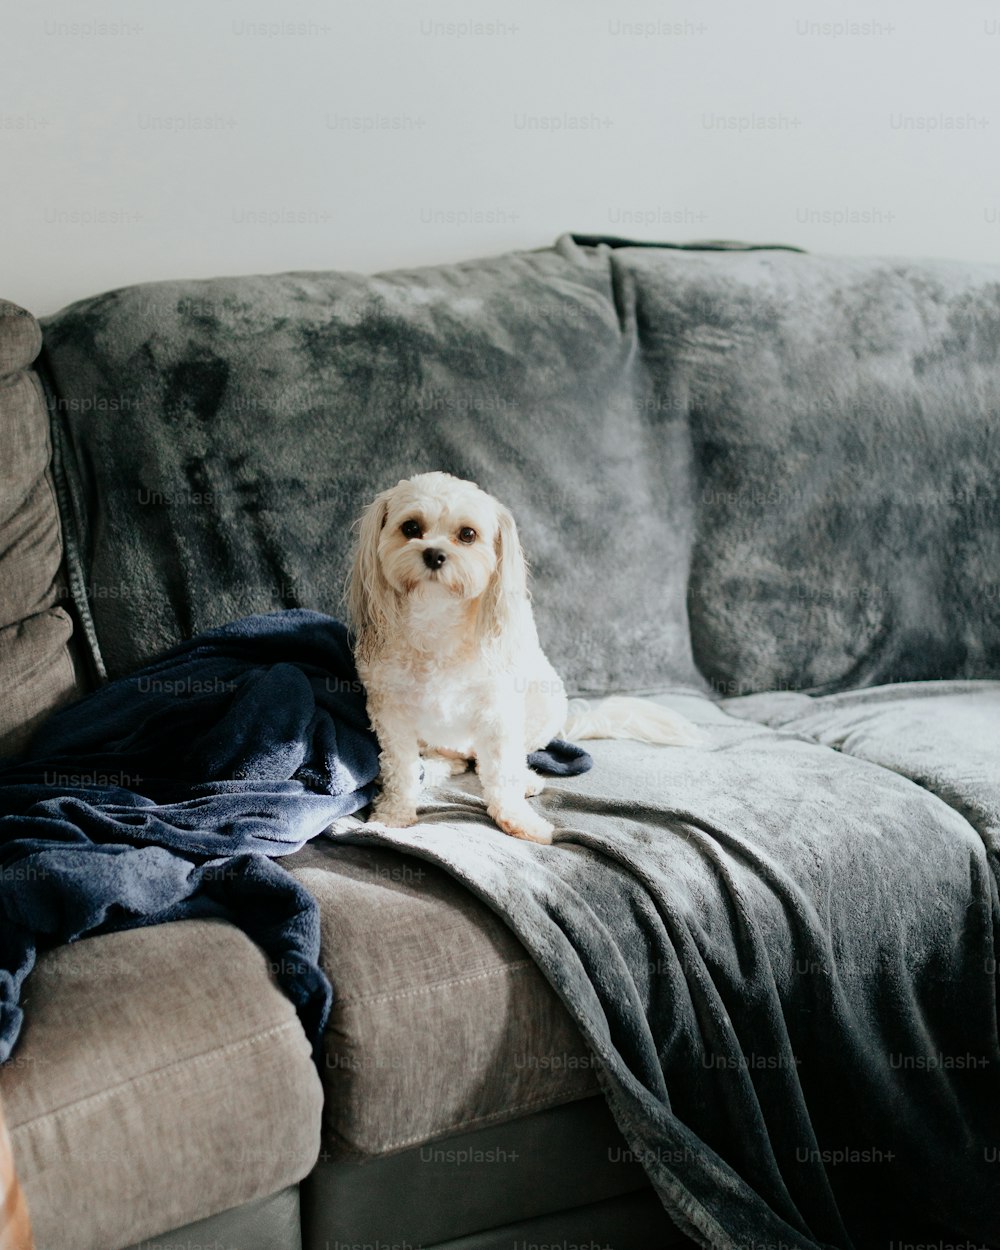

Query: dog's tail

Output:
[562, 696, 704, 747]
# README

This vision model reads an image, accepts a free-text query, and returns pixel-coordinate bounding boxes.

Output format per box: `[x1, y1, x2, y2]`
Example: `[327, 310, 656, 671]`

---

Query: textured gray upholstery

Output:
[1, 920, 322, 1250]
[286, 840, 598, 1156]
[0, 302, 81, 756]
[125, 1187, 302, 1250]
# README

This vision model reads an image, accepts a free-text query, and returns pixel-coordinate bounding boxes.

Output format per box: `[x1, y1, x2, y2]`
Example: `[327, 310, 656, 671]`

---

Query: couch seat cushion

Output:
[286, 841, 600, 1157]
[0, 919, 322, 1250]
[286, 694, 734, 1160]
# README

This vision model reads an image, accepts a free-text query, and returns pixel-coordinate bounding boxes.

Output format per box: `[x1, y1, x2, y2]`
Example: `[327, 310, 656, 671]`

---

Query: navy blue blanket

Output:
[0, 609, 590, 1064]
[0, 610, 378, 1062]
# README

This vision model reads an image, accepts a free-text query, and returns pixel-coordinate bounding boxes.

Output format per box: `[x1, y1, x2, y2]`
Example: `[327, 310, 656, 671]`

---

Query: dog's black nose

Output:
[423, 547, 447, 570]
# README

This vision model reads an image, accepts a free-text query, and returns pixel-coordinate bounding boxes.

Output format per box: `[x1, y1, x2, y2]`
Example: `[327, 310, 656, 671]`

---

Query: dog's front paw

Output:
[370, 796, 419, 828]
[488, 800, 554, 845]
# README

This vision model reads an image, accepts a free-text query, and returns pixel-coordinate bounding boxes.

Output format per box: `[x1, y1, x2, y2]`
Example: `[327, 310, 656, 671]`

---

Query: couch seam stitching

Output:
[333, 958, 534, 1007]
[9, 1020, 302, 1134]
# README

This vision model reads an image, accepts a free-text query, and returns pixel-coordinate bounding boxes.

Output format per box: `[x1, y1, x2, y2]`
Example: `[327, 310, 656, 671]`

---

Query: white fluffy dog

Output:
[348, 471, 700, 844]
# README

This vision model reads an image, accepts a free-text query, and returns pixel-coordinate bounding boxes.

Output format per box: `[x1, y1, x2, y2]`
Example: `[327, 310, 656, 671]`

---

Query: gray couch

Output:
[1, 235, 998, 1250]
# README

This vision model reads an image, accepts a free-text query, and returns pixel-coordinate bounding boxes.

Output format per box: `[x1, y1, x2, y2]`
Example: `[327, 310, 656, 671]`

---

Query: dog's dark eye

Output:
[401, 520, 422, 539]
[457, 527, 477, 544]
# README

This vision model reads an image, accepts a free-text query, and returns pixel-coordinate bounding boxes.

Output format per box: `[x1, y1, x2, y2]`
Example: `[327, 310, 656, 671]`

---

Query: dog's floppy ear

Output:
[477, 503, 528, 658]
[347, 488, 396, 663]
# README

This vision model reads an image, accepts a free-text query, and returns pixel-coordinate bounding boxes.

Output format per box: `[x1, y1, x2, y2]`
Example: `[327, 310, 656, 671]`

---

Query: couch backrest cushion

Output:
[617, 247, 1000, 694]
[39, 241, 702, 696]
[0, 302, 82, 757]
[41, 241, 1000, 700]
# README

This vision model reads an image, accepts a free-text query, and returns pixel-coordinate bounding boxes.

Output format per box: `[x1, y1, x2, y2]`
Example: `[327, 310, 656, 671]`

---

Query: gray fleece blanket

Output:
[344, 684, 1000, 1248]
[39, 237, 1000, 702]
[38, 239, 702, 697]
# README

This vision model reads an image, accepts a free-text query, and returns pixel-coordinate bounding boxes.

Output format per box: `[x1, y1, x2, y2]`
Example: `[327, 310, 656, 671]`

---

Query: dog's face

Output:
[377, 473, 500, 602]
[348, 470, 528, 659]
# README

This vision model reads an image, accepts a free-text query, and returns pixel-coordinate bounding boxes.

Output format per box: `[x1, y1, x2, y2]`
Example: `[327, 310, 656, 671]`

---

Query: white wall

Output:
[4, 0, 998, 316]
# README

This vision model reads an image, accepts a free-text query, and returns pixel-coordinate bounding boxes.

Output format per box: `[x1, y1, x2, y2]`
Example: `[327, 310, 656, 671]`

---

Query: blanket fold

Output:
[345, 688, 1000, 1249]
